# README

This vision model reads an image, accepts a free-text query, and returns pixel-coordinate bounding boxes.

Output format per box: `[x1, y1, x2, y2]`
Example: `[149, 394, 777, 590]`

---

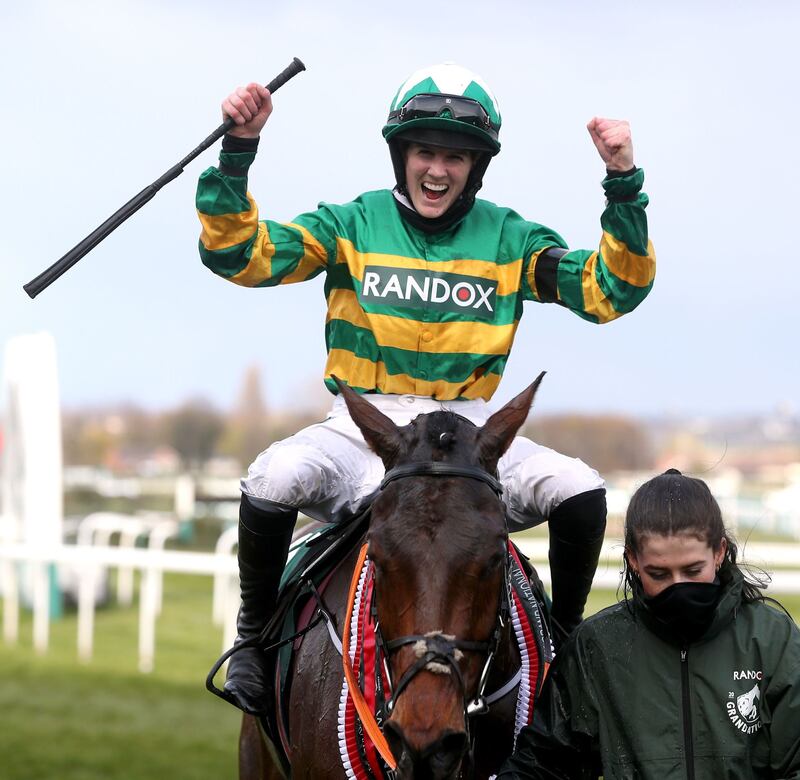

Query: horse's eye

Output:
[368, 548, 385, 574]
[483, 553, 505, 576]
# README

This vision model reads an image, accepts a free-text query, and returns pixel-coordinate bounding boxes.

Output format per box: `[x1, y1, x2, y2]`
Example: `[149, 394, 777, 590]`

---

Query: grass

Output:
[0, 573, 241, 780]
[0, 568, 797, 780]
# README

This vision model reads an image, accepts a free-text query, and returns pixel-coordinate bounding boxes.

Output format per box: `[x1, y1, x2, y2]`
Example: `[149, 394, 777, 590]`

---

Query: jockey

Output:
[196, 62, 656, 716]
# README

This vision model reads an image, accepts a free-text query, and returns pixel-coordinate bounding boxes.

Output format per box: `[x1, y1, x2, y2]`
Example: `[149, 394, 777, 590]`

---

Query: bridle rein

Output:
[374, 461, 512, 721]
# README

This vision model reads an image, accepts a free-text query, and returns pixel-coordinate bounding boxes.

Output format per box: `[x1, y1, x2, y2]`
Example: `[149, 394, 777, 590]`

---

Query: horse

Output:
[236, 373, 551, 779]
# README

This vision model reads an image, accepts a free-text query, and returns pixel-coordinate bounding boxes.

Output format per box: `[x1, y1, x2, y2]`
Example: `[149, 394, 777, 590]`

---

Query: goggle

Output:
[390, 93, 495, 132]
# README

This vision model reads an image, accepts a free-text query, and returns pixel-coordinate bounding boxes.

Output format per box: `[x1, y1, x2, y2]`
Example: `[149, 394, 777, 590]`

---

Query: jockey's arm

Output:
[196, 135, 337, 289]
[520, 119, 655, 324]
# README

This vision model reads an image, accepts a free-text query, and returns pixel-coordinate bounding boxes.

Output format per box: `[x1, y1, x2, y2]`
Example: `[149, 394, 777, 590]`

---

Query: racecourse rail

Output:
[2, 536, 800, 674]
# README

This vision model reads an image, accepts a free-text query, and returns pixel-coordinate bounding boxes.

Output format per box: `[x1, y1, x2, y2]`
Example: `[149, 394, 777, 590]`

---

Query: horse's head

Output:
[336, 375, 544, 779]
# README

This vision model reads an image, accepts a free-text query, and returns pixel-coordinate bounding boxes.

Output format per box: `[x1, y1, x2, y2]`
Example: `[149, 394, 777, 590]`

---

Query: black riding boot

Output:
[224, 494, 297, 715]
[547, 488, 607, 649]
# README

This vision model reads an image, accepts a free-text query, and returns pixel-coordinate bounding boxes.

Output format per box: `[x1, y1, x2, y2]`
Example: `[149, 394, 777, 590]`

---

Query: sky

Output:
[1, 0, 798, 419]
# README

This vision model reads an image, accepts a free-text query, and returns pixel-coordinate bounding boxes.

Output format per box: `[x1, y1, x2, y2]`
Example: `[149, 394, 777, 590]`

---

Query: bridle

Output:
[379, 461, 504, 496]
[374, 461, 512, 722]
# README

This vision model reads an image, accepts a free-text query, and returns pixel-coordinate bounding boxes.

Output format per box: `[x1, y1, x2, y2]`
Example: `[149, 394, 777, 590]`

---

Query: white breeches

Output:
[241, 394, 604, 530]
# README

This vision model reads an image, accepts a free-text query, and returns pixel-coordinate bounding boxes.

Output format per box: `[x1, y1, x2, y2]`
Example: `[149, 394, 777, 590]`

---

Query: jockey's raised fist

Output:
[223, 83, 273, 139]
[586, 117, 634, 173]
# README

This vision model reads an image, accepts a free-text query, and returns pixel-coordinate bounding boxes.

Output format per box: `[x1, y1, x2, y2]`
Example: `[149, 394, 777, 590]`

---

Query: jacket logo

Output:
[726, 682, 762, 734]
[733, 669, 762, 681]
[360, 266, 497, 320]
[736, 685, 760, 722]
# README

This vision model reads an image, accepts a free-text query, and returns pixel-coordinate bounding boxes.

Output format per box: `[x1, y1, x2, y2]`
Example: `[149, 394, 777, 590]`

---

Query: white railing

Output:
[0, 542, 238, 673]
[75, 512, 180, 609]
[57, 470, 800, 540]
[212, 525, 239, 652]
[2, 537, 799, 675]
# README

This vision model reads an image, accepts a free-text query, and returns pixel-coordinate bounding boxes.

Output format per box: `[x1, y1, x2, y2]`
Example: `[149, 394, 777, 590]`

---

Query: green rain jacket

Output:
[497, 568, 800, 779]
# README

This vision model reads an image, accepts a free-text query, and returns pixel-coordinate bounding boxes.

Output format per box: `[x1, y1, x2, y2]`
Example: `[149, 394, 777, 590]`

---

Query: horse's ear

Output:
[477, 372, 545, 470]
[332, 376, 404, 467]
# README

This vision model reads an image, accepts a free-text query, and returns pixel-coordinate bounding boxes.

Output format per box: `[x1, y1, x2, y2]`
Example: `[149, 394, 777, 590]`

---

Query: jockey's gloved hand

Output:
[547, 489, 607, 649]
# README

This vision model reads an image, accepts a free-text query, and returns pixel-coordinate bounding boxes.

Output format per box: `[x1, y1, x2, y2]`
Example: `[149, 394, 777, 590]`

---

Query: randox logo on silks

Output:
[360, 266, 498, 321]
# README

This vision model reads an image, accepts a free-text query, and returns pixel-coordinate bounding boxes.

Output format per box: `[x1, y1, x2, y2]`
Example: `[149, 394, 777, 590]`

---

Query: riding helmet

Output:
[383, 62, 502, 199]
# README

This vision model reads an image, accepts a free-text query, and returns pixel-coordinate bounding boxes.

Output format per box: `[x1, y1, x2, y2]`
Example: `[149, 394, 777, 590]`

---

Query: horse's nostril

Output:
[384, 722, 468, 779]
[426, 731, 468, 776]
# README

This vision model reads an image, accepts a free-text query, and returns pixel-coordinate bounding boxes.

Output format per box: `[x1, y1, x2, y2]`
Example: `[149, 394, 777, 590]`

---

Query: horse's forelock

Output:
[407, 411, 477, 459]
[371, 410, 502, 549]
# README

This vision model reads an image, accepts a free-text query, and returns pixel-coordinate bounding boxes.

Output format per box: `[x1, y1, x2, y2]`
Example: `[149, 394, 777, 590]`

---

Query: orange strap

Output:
[342, 543, 397, 770]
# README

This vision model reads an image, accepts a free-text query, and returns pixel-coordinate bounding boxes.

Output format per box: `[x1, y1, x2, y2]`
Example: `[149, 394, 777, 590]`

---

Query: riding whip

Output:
[23, 57, 306, 298]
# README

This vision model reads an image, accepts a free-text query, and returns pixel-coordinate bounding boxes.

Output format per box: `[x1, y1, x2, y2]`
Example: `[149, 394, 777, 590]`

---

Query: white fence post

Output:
[1, 558, 19, 643]
[213, 525, 239, 626]
[145, 519, 179, 616]
[138, 565, 159, 674]
[117, 524, 143, 606]
[77, 564, 99, 662]
[174, 475, 196, 521]
[31, 562, 50, 654]
[1, 333, 63, 618]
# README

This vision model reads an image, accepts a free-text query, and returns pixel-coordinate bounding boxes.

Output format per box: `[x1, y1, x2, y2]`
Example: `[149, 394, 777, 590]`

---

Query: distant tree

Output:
[218, 365, 272, 467]
[161, 399, 224, 469]
[524, 414, 655, 474]
[267, 409, 327, 445]
[63, 405, 169, 470]
[117, 404, 161, 452]
[235, 365, 269, 421]
[62, 414, 115, 466]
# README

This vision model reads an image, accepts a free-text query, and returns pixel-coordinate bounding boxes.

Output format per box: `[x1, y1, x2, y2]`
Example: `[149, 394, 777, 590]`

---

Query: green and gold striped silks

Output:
[197, 157, 655, 401]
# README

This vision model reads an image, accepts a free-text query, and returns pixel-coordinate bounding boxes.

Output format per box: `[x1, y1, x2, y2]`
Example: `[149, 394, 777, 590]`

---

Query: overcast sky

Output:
[2, 1, 798, 418]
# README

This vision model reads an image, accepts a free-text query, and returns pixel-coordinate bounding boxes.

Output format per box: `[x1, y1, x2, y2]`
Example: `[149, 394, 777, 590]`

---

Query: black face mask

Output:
[643, 579, 721, 643]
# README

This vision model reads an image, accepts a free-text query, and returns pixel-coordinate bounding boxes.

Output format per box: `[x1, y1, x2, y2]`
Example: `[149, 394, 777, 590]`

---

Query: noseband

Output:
[375, 461, 510, 720]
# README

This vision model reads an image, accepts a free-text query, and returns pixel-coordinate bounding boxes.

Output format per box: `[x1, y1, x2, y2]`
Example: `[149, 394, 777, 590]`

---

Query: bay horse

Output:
[237, 374, 550, 779]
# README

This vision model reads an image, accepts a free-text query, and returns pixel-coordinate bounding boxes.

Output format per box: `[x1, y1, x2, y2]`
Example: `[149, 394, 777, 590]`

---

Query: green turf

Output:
[0, 573, 241, 780]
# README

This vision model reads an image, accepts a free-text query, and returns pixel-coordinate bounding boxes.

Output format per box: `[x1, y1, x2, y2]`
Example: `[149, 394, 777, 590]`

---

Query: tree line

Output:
[62, 383, 655, 476]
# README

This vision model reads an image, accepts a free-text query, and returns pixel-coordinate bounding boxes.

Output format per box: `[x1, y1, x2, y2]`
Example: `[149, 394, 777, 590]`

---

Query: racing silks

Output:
[196, 150, 655, 401]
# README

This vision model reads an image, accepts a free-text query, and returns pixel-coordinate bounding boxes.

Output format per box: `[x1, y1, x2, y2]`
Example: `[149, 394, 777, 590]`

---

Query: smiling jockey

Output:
[196, 62, 656, 716]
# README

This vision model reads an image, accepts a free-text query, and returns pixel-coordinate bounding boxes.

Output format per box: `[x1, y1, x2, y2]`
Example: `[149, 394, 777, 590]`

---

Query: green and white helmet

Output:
[383, 62, 502, 155]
